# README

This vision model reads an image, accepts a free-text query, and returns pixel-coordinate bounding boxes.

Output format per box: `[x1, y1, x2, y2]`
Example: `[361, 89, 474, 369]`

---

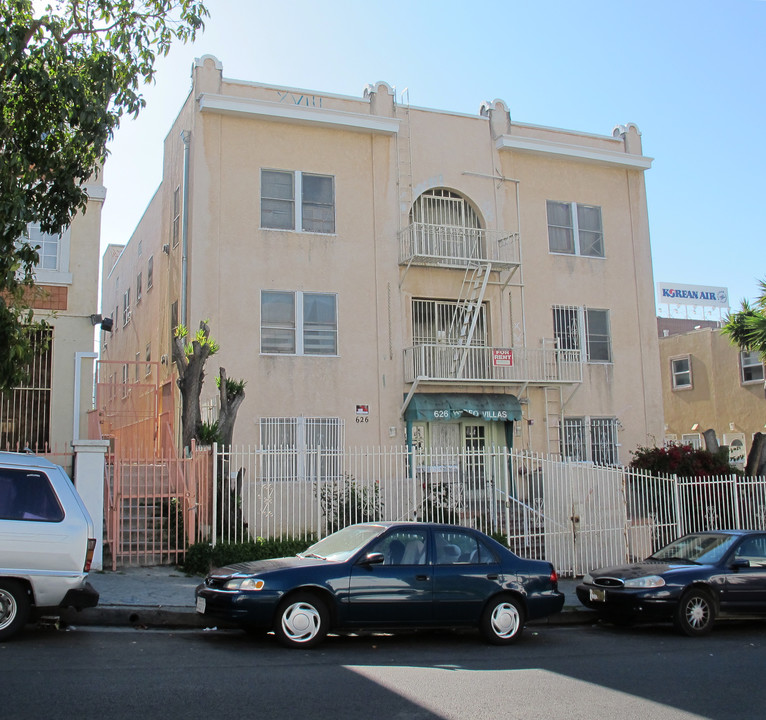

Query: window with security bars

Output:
[561, 416, 619, 465]
[259, 417, 344, 481]
[590, 418, 619, 465]
[410, 189, 483, 261]
[412, 299, 487, 346]
[0, 328, 52, 451]
[261, 170, 335, 234]
[261, 290, 337, 355]
[546, 201, 604, 257]
[553, 306, 611, 362]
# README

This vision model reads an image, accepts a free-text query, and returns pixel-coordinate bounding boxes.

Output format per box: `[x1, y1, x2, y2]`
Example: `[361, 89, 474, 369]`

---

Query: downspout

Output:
[180, 130, 191, 327]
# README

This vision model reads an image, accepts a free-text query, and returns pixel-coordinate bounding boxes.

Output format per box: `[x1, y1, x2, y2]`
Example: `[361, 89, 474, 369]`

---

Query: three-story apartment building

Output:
[100, 55, 663, 464]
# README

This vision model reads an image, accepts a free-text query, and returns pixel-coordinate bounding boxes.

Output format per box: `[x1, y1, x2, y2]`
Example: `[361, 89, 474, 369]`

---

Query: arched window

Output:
[409, 189, 483, 263]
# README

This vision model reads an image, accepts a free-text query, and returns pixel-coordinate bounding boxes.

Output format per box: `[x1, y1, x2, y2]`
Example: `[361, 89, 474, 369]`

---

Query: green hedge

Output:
[182, 536, 315, 575]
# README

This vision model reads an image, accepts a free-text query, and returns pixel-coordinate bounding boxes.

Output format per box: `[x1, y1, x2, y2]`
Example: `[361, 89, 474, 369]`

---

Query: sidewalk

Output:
[60, 566, 596, 629]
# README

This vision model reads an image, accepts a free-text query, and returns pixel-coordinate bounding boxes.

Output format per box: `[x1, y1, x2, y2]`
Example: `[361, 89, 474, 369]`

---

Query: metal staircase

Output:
[544, 385, 563, 456]
[450, 263, 491, 377]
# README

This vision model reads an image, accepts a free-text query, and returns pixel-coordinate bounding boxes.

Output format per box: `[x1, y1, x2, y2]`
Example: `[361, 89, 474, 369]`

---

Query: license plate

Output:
[589, 588, 606, 602]
[196, 596, 206, 614]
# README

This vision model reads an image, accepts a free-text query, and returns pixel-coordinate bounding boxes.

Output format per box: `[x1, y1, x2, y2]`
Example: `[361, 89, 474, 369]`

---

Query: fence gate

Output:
[104, 446, 212, 569]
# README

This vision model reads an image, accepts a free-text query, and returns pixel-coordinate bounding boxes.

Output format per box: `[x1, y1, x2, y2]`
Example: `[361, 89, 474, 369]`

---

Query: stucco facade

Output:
[100, 55, 663, 464]
[0, 173, 105, 465]
[658, 319, 766, 467]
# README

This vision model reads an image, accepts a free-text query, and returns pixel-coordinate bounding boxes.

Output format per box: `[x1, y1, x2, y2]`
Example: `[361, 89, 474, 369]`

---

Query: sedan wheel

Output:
[481, 595, 525, 645]
[674, 588, 715, 637]
[274, 593, 329, 649]
[0, 581, 30, 641]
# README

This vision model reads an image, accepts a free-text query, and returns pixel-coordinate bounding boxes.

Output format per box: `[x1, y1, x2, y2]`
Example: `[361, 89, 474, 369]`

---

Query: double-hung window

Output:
[671, 356, 692, 389]
[122, 289, 131, 327]
[261, 290, 337, 355]
[553, 306, 612, 363]
[546, 201, 604, 257]
[261, 170, 335, 233]
[741, 350, 765, 384]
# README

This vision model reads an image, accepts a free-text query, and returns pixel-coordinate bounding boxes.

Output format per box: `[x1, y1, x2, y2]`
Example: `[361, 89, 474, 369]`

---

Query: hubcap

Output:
[491, 602, 520, 639]
[281, 602, 321, 643]
[0, 589, 18, 631]
[686, 597, 709, 629]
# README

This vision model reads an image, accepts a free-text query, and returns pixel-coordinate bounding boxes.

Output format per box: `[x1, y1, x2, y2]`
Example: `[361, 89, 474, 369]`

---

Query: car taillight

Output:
[550, 568, 559, 589]
[84, 538, 97, 572]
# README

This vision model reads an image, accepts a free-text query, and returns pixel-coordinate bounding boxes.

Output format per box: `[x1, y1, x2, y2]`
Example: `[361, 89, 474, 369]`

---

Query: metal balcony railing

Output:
[398, 223, 520, 270]
[403, 344, 583, 384]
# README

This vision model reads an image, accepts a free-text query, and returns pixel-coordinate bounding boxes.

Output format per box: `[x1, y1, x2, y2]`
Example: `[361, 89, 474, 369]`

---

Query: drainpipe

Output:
[180, 130, 191, 327]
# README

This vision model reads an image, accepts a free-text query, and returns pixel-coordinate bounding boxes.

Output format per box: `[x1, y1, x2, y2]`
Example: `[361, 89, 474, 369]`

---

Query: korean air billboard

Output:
[657, 282, 729, 308]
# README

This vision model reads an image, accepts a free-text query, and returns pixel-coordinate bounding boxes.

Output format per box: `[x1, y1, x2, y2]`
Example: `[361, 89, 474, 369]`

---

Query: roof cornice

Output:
[496, 134, 653, 170]
[198, 93, 400, 135]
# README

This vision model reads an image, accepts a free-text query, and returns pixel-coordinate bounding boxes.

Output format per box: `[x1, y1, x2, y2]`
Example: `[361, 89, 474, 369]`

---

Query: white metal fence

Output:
[211, 444, 766, 577]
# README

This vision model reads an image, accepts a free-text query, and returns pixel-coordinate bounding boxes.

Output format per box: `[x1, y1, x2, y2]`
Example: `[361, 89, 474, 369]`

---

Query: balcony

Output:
[403, 344, 582, 385]
[399, 223, 520, 271]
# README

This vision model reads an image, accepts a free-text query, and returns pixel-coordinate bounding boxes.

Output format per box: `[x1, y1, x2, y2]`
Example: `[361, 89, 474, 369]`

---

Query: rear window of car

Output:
[0, 468, 65, 522]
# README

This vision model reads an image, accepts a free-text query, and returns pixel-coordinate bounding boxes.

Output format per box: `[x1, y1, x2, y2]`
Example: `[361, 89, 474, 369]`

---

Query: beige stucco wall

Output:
[660, 328, 765, 456]
[101, 56, 664, 462]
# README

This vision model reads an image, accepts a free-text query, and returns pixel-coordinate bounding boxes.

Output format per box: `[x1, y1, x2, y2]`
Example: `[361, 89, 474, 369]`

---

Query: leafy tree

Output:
[216, 369, 245, 447]
[0, 0, 208, 389]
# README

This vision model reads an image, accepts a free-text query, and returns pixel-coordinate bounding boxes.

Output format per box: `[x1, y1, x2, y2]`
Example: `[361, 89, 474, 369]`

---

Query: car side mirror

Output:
[731, 558, 750, 570]
[361, 552, 385, 566]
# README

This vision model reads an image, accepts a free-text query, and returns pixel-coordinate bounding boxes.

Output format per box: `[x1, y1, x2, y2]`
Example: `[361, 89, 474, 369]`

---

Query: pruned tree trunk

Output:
[172, 320, 216, 454]
[746, 433, 766, 477]
[217, 366, 246, 448]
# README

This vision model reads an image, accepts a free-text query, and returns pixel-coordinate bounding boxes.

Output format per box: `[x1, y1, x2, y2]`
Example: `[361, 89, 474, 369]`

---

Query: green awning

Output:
[404, 393, 521, 422]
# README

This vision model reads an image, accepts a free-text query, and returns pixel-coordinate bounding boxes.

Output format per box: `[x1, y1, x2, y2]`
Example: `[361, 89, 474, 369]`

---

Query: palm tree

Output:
[721, 278, 766, 476]
[722, 278, 766, 357]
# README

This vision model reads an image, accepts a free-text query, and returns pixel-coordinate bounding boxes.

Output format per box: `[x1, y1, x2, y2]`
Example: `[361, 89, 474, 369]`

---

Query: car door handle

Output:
[416, 574, 430, 581]
[486, 573, 499, 580]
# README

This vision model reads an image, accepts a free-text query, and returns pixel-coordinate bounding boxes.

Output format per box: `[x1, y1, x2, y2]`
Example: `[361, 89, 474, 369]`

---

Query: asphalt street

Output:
[4, 620, 766, 720]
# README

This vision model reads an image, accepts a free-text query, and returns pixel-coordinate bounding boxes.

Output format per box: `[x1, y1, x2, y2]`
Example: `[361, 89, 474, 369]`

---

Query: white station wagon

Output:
[0, 452, 99, 640]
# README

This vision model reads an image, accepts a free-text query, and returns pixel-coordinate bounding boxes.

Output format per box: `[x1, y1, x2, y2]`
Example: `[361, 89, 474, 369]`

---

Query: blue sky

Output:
[102, 0, 766, 310]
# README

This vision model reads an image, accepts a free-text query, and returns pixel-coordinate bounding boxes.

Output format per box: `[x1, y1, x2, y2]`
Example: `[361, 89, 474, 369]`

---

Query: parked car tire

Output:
[274, 592, 329, 648]
[481, 595, 525, 645]
[0, 580, 31, 641]
[674, 588, 715, 637]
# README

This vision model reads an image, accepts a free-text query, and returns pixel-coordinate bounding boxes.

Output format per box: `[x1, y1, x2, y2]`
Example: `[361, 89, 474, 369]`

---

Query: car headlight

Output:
[624, 575, 665, 589]
[583, 573, 594, 584]
[223, 577, 265, 591]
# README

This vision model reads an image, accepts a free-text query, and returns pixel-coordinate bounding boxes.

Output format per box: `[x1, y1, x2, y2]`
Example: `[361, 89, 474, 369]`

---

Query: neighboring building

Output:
[100, 55, 662, 465]
[0, 174, 107, 467]
[658, 318, 765, 467]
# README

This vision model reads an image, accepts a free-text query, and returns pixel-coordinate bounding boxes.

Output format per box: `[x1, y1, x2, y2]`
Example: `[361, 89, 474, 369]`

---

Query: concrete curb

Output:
[60, 604, 597, 630]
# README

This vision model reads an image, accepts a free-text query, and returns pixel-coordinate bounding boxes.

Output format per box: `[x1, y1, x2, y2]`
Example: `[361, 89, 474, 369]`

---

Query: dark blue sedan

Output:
[577, 530, 766, 636]
[195, 522, 564, 648]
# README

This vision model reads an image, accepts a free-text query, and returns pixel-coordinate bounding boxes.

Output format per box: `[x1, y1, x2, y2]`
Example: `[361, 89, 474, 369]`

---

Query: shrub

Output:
[630, 443, 740, 477]
[182, 536, 315, 575]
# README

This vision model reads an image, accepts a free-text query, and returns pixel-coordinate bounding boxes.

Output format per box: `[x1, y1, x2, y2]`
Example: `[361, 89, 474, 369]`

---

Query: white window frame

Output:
[260, 290, 338, 356]
[19, 223, 72, 284]
[671, 355, 692, 389]
[172, 186, 181, 248]
[740, 350, 765, 384]
[122, 288, 131, 327]
[546, 201, 604, 258]
[561, 416, 619, 465]
[681, 433, 702, 450]
[552, 305, 612, 363]
[260, 169, 336, 234]
[136, 271, 142, 303]
[147, 256, 154, 290]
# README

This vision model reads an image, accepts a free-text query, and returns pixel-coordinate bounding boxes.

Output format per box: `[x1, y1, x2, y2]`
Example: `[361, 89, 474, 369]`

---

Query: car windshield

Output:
[299, 524, 388, 562]
[650, 533, 738, 565]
